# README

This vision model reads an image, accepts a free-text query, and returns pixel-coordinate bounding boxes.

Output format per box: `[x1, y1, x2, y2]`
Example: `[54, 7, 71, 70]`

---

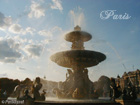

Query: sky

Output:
[0, 0, 140, 82]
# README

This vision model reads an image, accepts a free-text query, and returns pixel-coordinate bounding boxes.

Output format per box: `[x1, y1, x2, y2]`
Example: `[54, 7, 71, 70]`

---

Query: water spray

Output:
[106, 42, 135, 85]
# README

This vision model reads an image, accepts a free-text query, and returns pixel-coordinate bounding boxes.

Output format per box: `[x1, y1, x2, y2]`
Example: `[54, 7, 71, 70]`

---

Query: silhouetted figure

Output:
[18, 89, 34, 105]
[122, 88, 128, 100]
[12, 78, 32, 98]
[110, 78, 116, 101]
[33, 77, 42, 100]
[18, 90, 33, 100]
[40, 90, 46, 101]
[110, 79, 122, 101]
[122, 82, 137, 100]
[116, 82, 122, 98]
[130, 86, 137, 100]
[127, 83, 137, 100]
[0, 89, 7, 100]
[83, 69, 89, 83]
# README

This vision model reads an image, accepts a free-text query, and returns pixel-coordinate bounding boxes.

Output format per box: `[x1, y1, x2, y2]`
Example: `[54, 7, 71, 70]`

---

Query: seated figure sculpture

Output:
[66, 69, 74, 82]
[122, 82, 137, 100]
[53, 88, 65, 98]
[32, 77, 46, 101]
[40, 90, 47, 101]
[53, 69, 75, 99]
[17, 89, 34, 105]
[110, 78, 122, 101]
[0, 89, 8, 100]
[72, 88, 87, 99]
[110, 78, 117, 101]
[18, 89, 33, 100]
[63, 69, 74, 94]
[54, 68, 94, 99]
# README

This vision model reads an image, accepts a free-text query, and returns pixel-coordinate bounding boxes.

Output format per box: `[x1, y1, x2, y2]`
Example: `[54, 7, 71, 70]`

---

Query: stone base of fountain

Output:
[116, 99, 140, 105]
[34, 100, 121, 105]
[34, 99, 140, 105]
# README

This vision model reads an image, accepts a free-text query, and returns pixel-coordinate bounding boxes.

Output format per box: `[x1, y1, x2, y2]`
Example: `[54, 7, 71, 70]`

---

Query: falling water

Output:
[69, 7, 85, 27]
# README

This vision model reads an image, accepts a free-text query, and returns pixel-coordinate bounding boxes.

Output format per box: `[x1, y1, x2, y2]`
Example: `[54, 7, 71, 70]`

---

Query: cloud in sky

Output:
[25, 27, 36, 35]
[28, 0, 63, 18]
[17, 67, 26, 71]
[41, 39, 51, 45]
[24, 44, 43, 57]
[9, 24, 23, 34]
[51, 0, 63, 11]
[1, 0, 140, 81]
[28, 1, 46, 18]
[0, 36, 47, 63]
[0, 73, 7, 77]
[38, 30, 53, 37]
[0, 12, 12, 30]
[0, 11, 52, 63]
[38, 26, 62, 37]
[13, 36, 28, 44]
[0, 12, 36, 35]
[9, 24, 36, 35]
[0, 38, 22, 63]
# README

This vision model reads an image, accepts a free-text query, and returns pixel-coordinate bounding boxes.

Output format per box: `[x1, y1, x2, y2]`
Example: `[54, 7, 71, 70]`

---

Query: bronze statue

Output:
[33, 77, 42, 100]
[110, 78, 122, 101]
[18, 89, 33, 100]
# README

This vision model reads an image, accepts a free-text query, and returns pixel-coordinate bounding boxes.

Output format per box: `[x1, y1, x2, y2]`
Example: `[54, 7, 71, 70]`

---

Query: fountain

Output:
[34, 26, 122, 105]
[50, 25, 106, 99]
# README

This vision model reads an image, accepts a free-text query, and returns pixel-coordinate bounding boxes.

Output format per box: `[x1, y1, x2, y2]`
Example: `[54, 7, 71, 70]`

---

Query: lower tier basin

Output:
[50, 50, 106, 68]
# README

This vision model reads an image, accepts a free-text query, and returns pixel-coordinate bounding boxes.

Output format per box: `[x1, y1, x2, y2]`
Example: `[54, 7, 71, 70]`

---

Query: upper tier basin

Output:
[65, 31, 92, 42]
[50, 50, 106, 68]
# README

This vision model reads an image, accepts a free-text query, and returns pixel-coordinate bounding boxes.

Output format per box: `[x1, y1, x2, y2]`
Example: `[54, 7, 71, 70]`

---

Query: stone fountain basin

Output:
[65, 31, 92, 42]
[50, 50, 106, 68]
[34, 97, 121, 105]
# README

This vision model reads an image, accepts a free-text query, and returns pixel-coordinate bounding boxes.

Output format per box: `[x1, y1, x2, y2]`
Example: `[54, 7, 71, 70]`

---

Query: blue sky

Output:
[0, 0, 140, 82]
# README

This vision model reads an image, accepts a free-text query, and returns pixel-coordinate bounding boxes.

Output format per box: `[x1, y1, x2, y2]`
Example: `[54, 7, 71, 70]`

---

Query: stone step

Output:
[34, 101, 121, 105]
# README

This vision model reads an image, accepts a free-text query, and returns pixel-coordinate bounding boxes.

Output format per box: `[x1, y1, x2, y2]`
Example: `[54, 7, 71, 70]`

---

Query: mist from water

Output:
[69, 7, 85, 27]
[106, 42, 129, 72]
[43, 6, 128, 82]
[43, 7, 86, 82]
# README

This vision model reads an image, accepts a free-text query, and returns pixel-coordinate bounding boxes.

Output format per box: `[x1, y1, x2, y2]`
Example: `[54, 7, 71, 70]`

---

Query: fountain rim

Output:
[65, 30, 92, 42]
[50, 50, 106, 68]
[50, 50, 106, 58]
[35, 98, 112, 104]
